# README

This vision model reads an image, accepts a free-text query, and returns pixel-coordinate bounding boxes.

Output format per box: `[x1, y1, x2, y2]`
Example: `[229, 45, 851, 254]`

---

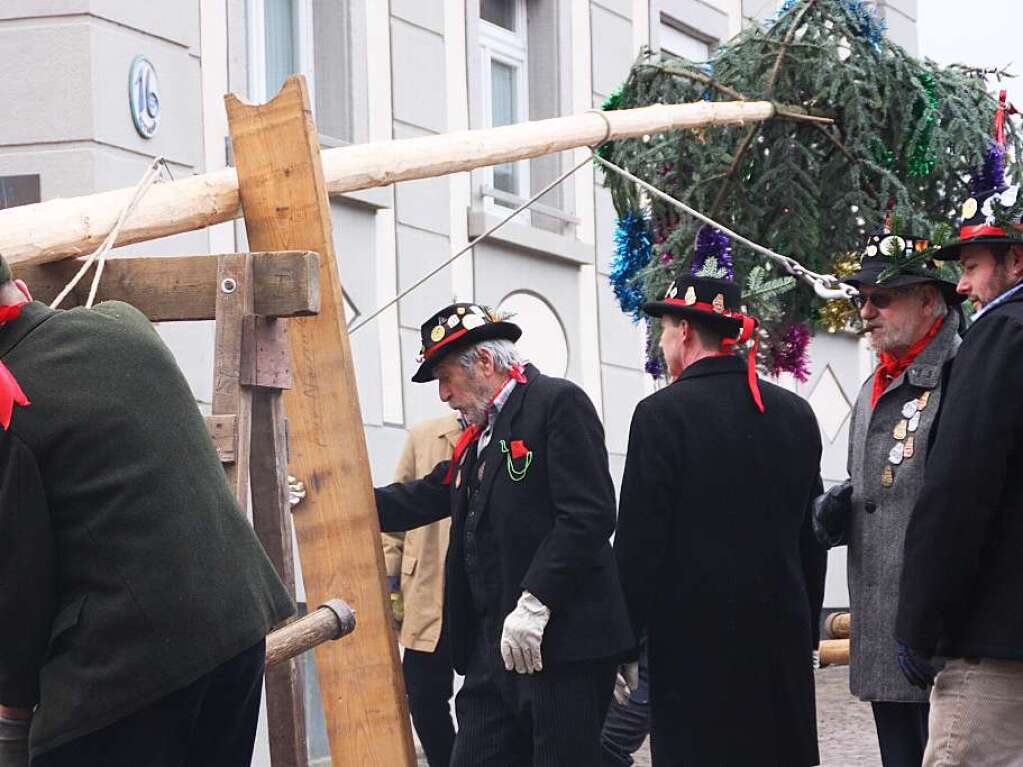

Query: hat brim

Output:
[411, 321, 522, 383]
[842, 264, 964, 305]
[642, 301, 742, 335]
[932, 235, 1023, 262]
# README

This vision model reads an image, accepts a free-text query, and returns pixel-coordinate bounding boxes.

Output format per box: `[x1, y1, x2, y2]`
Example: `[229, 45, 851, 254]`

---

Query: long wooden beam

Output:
[0, 100, 778, 265]
[12, 251, 320, 321]
[226, 76, 416, 766]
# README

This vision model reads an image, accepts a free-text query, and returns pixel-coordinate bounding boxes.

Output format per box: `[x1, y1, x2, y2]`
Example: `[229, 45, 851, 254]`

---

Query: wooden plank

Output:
[0, 100, 784, 265]
[225, 75, 415, 767]
[211, 254, 254, 504]
[252, 386, 308, 767]
[11, 251, 320, 321]
[205, 414, 238, 464]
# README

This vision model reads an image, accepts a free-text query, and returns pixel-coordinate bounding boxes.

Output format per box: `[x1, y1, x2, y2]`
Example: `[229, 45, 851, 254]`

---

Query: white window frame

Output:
[248, 0, 349, 147]
[480, 0, 530, 213]
[659, 13, 716, 62]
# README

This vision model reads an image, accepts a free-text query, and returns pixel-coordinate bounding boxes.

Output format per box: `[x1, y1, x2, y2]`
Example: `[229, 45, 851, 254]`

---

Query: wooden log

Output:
[266, 600, 357, 669]
[825, 611, 850, 640]
[11, 251, 319, 321]
[226, 76, 416, 766]
[0, 100, 777, 265]
[819, 639, 850, 667]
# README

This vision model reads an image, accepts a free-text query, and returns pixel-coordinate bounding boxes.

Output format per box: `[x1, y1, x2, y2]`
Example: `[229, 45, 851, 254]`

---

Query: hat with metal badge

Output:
[411, 302, 522, 383]
[843, 229, 964, 304]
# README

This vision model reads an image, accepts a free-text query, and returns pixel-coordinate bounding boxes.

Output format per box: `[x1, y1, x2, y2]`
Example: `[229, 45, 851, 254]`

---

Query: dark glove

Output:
[896, 641, 937, 689]
[0, 714, 30, 767]
[812, 480, 852, 548]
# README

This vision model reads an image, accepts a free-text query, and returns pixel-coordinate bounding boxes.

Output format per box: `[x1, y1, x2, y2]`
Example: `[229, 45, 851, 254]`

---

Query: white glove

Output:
[500, 591, 551, 674]
[0, 714, 30, 767]
[613, 661, 640, 705]
[812, 649, 821, 671]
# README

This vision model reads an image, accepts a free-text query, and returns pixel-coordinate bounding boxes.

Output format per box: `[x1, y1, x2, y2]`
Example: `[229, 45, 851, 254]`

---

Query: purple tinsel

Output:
[974, 140, 1006, 195]
[691, 224, 734, 279]
[644, 321, 664, 379]
[768, 322, 812, 382]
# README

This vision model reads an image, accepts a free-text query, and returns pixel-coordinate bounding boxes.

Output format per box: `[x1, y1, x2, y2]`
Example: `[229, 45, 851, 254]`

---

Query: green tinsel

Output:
[907, 74, 939, 178]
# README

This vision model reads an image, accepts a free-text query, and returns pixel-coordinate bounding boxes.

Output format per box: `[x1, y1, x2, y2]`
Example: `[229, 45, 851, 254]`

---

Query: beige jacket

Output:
[381, 412, 461, 652]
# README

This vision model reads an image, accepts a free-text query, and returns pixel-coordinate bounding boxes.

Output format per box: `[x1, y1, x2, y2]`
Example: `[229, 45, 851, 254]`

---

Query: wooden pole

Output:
[225, 76, 416, 767]
[0, 100, 777, 266]
[825, 611, 850, 640]
[819, 639, 850, 667]
[265, 601, 357, 669]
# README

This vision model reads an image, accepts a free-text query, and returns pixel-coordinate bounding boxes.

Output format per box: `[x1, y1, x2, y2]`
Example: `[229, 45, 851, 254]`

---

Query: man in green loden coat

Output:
[0, 254, 295, 766]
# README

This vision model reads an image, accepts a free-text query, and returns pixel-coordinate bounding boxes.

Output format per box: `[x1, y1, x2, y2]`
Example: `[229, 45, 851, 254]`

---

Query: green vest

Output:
[0, 301, 294, 755]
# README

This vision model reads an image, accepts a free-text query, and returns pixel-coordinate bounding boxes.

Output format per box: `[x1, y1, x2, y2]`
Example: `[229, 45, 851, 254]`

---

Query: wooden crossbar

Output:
[11, 251, 320, 321]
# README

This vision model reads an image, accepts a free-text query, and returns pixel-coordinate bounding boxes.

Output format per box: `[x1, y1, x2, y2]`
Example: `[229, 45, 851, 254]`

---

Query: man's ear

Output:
[14, 279, 31, 302]
[1008, 244, 1023, 282]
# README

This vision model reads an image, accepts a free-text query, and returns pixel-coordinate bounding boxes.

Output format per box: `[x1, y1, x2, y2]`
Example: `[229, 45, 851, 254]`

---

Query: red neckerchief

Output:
[870, 316, 944, 409]
[0, 301, 30, 430]
[442, 364, 527, 486]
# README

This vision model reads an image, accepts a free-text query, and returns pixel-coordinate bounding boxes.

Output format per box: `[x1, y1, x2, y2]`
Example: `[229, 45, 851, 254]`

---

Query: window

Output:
[660, 15, 715, 62]
[0, 175, 40, 209]
[480, 0, 529, 205]
[248, 0, 352, 145]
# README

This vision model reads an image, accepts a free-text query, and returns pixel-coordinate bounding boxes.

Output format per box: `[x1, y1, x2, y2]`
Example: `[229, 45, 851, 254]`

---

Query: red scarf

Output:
[0, 301, 30, 430]
[870, 316, 944, 409]
[442, 365, 527, 485]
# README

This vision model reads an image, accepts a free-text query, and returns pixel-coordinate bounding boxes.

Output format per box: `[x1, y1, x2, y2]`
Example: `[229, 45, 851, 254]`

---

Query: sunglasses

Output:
[850, 288, 908, 310]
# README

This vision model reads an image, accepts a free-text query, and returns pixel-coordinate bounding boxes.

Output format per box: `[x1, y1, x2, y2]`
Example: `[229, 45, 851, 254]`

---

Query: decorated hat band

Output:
[661, 296, 765, 413]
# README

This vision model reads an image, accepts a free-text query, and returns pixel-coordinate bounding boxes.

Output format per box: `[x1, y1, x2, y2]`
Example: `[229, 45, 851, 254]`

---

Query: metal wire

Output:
[348, 153, 594, 334]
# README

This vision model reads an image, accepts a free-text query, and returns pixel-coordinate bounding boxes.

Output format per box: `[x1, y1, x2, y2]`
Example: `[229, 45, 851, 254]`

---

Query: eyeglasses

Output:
[850, 289, 906, 310]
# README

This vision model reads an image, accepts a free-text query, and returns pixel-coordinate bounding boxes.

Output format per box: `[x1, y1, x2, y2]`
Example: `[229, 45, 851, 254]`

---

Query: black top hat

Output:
[932, 185, 1023, 261]
[843, 230, 964, 304]
[411, 302, 522, 383]
[642, 274, 744, 336]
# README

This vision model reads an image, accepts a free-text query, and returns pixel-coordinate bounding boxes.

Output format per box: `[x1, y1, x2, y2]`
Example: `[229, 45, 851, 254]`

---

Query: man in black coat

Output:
[896, 185, 1023, 765]
[374, 303, 634, 767]
[0, 256, 295, 766]
[614, 272, 827, 766]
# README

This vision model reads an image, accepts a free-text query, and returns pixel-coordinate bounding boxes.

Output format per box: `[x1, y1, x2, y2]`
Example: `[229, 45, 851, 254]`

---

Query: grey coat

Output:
[846, 311, 960, 702]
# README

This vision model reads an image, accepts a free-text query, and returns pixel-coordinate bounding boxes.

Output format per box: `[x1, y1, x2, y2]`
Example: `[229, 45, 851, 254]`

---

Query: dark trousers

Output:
[870, 701, 930, 767]
[451, 629, 617, 767]
[403, 626, 456, 767]
[600, 646, 651, 767]
[35, 640, 266, 767]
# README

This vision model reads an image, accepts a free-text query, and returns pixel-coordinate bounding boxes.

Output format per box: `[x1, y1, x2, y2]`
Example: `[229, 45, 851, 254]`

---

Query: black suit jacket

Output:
[0, 302, 294, 756]
[375, 364, 634, 673]
[614, 356, 826, 766]
[897, 289, 1023, 660]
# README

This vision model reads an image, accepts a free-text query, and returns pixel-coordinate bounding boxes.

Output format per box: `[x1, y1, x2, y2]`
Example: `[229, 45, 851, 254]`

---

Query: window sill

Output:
[467, 209, 594, 266]
[328, 185, 391, 210]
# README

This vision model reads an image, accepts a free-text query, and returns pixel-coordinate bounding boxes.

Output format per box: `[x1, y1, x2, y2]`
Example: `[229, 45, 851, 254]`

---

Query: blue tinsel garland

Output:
[771, 0, 886, 48]
[609, 213, 652, 321]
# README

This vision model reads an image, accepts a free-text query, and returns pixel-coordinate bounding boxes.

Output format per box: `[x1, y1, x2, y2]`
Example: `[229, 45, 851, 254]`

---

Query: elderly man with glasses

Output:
[813, 226, 964, 767]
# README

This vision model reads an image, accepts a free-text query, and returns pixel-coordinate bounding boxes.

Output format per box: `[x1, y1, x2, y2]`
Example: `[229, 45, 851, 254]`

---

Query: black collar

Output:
[674, 354, 745, 384]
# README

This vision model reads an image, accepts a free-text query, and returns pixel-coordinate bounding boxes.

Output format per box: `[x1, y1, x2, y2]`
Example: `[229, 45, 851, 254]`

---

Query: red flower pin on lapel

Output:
[0, 361, 29, 431]
[501, 439, 533, 482]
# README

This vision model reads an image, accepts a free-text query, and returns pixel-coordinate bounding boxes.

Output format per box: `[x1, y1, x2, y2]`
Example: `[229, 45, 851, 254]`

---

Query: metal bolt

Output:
[221, 277, 237, 294]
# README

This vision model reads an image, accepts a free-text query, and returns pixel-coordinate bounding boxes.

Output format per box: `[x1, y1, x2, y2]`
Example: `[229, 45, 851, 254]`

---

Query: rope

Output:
[591, 152, 858, 301]
[348, 153, 593, 334]
[51, 157, 169, 310]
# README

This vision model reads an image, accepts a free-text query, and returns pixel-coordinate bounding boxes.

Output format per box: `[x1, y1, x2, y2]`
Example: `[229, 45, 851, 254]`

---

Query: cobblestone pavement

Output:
[416, 666, 880, 766]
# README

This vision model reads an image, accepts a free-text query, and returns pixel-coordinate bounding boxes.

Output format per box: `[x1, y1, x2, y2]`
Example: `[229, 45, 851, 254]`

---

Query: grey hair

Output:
[910, 283, 949, 320]
[454, 338, 522, 372]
